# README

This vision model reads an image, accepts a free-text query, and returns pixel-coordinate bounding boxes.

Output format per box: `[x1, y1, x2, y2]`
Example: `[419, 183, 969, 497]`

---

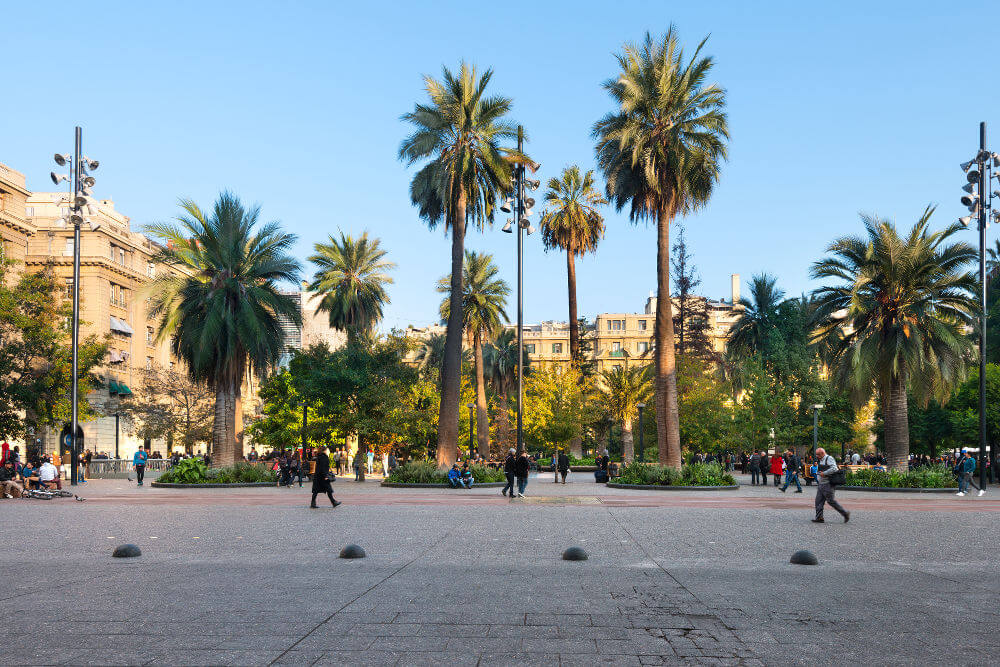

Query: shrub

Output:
[615, 461, 736, 487]
[158, 460, 277, 484]
[844, 465, 957, 488]
[386, 461, 505, 484]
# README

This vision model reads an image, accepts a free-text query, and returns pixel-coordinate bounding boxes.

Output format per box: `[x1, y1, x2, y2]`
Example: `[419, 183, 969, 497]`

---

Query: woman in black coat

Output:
[310, 446, 341, 508]
[513, 451, 530, 498]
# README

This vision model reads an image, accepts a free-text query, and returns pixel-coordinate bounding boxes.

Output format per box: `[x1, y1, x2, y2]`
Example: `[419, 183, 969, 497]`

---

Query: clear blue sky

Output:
[3, 0, 997, 330]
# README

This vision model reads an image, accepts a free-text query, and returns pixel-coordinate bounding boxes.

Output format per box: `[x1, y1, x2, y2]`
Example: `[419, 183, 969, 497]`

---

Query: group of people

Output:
[0, 449, 62, 498]
[501, 448, 532, 498]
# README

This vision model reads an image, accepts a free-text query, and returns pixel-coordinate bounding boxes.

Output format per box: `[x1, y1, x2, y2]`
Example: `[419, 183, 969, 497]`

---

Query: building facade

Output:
[276, 286, 347, 367]
[0, 162, 32, 269]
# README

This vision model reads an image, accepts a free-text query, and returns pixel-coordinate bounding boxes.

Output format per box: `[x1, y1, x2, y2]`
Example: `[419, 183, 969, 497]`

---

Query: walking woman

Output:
[310, 446, 341, 509]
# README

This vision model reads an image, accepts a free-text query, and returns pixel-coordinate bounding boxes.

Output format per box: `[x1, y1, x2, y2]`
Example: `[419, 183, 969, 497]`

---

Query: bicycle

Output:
[21, 488, 83, 501]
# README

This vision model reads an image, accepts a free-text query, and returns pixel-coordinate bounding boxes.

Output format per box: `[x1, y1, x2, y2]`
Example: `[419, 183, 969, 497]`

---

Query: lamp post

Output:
[811, 404, 824, 458]
[466, 403, 475, 459]
[958, 123, 997, 490]
[114, 412, 120, 460]
[299, 401, 307, 461]
[499, 125, 539, 455]
[636, 403, 646, 463]
[50, 127, 100, 487]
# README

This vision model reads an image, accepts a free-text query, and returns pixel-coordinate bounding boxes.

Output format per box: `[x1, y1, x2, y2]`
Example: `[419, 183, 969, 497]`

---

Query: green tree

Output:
[0, 262, 106, 441]
[594, 27, 729, 468]
[523, 365, 589, 453]
[117, 363, 214, 454]
[676, 356, 733, 454]
[597, 365, 652, 461]
[399, 62, 527, 466]
[146, 192, 302, 466]
[671, 224, 714, 361]
[539, 165, 606, 365]
[726, 273, 785, 368]
[308, 230, 395, 345]
[484, 328, 530, 455]
[811, 206, 977, 470]
[438, 250, 509, 457]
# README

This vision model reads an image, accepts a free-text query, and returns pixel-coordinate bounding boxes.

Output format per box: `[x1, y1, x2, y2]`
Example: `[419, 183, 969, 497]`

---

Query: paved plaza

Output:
[2, 472, 998, 666]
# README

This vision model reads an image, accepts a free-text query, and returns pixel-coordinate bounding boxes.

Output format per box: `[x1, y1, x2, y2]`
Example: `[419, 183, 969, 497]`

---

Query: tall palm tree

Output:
[987, 239, 1000, 279]
[308, 230, 395, 345]
[146, 192, 301, 466]
[593, 27, 729, 468]
[598, 365, 653, 461]
[726, 273, 786, 364]
[811, 206, 977, 470]
[539, 165, 607, 363]
[438, 251, 509, 457]
[399, 62, 526, 466]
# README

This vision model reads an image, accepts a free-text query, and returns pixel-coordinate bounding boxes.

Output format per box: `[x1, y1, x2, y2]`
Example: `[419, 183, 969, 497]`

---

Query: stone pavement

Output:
[1, 473, 998, 666]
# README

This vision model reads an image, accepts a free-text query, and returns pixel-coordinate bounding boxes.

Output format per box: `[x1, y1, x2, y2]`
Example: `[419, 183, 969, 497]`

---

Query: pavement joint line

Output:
[267, 529, 454, 666]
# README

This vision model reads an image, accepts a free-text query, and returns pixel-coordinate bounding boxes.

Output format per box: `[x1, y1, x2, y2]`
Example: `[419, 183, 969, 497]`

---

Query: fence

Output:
[84, 458, 173, 479]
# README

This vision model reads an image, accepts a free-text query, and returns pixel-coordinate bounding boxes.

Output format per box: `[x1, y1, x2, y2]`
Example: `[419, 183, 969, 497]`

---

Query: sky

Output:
[3, 0, 998, 331]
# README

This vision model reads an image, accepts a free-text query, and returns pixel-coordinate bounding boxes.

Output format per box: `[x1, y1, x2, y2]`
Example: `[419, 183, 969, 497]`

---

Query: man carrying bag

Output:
[812, 447, 850, 523]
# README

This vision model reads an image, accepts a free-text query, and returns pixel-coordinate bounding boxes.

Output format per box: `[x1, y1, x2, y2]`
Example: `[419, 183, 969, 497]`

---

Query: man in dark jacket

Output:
[501, 448, 516, 497]
[514, 451, 530, 498]
[556, 450, 570, 484]
[748, 452, 761, 486]
[310, 446, 341, 508]
[779, 450, 802, 493]
[759, 452, 769, 486]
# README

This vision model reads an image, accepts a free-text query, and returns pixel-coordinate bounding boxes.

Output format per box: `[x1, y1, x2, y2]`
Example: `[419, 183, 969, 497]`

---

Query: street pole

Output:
[813, 409, 819, 455]
[70, 126, 82, 487]
[114, 413, 119, 459]
[300, 402, 307, 460]
[637, 403, 645, 463]
[467, 403, 475, 459]
[516, 125, 525, 455]
[978, 122, 988, 491]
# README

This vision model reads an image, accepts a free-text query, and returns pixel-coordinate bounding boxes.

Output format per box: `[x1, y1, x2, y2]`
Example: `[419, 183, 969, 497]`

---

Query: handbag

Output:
[828, 468, 846, 486]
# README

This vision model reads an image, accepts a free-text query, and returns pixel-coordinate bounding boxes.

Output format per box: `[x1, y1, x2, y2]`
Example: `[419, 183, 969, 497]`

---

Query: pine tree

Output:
[671, 224, 715, 361]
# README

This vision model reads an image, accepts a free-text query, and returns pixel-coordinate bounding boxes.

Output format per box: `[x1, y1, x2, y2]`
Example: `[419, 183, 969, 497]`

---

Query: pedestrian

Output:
[514, 450, 530, 498]
[289, 456, 303, 487]
[595, 449, 610, 483]
[309, 446, 341, 508]
[133, 447, 149, 487]
[954, 449, 984, 497]
[354, 451, 364, 481]
[779, 450, 802, 493]
[366, 449, 374, 476]
[748, 451, 761, 486]
[381, 451, 390, 477]
[557, 449, 570, 484]
[501, 448, 516, 497]
[812, 447, 850, 523]
[770, 452, 784, 487]
[759, 452, 769, 486]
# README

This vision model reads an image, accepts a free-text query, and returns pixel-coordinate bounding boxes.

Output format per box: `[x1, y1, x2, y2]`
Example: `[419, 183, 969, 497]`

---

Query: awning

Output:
[109, 316, 134, 335]
[108, 380, 120, 394]
[118, 383, 132, 396]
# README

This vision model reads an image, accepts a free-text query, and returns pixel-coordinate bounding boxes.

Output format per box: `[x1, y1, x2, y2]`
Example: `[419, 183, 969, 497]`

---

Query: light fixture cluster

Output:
[500, 160, 541, 235]
[51, 151, 101, 231]
[958, 150, 1000, 228]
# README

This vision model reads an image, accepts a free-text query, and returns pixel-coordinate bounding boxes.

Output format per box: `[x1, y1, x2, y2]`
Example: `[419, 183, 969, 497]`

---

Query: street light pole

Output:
[516, 126, 525, 456]
[300, 401, 307, 460]
[69, 127, 82, 487]
[636, 403, 646, 463]
[467, 403, 475, 459]
[114, 413, 120, 460]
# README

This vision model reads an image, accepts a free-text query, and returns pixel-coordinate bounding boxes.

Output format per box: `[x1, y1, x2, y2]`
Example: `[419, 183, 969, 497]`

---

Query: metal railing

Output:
[84, 458, 173, 478]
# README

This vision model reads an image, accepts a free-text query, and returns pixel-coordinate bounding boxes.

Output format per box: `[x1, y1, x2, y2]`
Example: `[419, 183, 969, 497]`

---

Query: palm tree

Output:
[811, 206, 977, 470]
[726, 273, 786, 364]
[399, 62, 526, 466]
[987, 239, 1000, 279]
[484, 328, 531, 454]
[593, 27, 729, 468]
[147, 192, 301, 466]
[598, 365, 653, 461]
[308, 230, 395, 345]
[539, 165, 607, 364]
[438, 250, 509, 457]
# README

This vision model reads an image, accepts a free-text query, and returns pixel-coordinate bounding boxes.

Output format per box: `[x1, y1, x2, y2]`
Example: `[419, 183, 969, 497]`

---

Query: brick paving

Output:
[1, 474, 998, 666]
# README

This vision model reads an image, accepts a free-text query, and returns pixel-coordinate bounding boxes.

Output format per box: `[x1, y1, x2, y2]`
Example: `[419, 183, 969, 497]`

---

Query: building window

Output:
[552, 343, 563, 354]
[119, 248, 125, 265]
[146, 326, 154, 344]
[638, 320, 647, 331]
[612, 341, 622, 353]
[147, 262, 155, 278]
[525, 343, 536, 354]
[25, 207, 34, 216]
[145, 356, 153, 370]
[608, 319, 624, 331]
[109, 243, 115, 260]
[638, 341, 649, 354]
[65, 278, 74, 298]
[64, 237, 74, 255]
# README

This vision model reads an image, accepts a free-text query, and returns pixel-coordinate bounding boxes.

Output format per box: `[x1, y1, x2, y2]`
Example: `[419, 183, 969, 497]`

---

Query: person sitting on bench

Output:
[461, 462, 474, 489]
[37, 457, 61, 490]
[0, 460, 23, 498]
[19, 461, 40, 489]
[448, 464, 468, 489]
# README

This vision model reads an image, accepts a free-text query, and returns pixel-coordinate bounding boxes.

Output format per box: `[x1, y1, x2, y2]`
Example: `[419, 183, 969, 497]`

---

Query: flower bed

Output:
[841, 465, 958, 490]
[382, 461, 505, 487]
[611, 461, 737, 488]
[156, 459, 278, 485]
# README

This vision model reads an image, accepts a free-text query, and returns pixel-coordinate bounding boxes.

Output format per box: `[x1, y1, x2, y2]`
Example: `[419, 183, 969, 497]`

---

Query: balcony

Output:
[608, 350, 626, 358]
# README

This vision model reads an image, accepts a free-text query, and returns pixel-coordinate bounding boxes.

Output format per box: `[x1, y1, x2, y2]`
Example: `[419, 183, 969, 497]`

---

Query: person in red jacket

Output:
[769, 453, 785, 487]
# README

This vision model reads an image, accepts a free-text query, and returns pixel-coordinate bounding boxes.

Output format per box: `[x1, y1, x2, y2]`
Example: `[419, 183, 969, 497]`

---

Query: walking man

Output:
[514, 450, 530, 498]
[955, 449, 985, 497]
[133, 447, 148, 486]
[812, 447, 849, 523]
[556, 449, 570, 484]
[501, 448, 516, 497]
[779, 450, 802, 493]
[310, 446, 341, 508]
[749, 451, 761, 486]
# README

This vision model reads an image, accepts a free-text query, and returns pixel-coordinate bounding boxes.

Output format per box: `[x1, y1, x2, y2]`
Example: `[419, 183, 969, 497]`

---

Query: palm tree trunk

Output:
[654, 211, 682, 468]
[622, 417, 634, 462]
[213, 381, 242, 467]
[473, 331, 489, 458]
[566, 251, 584, 458]
[436, 191, 466, 467]
[884, 374, 909, 471]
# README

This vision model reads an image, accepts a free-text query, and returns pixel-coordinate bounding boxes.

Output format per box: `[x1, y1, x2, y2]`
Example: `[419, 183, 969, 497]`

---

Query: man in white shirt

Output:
[813, 447, 849, 523]
[850, 451, 861, 465]
[38, 457, 61, 490]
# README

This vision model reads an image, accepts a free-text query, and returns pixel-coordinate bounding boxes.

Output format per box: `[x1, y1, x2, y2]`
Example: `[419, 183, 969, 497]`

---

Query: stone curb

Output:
[379, 481, 506, 488]
[836, 486, 958, 493]
[149, 482, 278, 489]
[605, 482, 740, 491]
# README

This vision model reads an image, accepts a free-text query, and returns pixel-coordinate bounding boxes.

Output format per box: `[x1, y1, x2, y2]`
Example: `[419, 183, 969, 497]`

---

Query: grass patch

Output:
[385, 460, 505, 484]
[615, 461, 736, 487]
[158, 459, 277, 484]
[844, 465, 957, 488]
